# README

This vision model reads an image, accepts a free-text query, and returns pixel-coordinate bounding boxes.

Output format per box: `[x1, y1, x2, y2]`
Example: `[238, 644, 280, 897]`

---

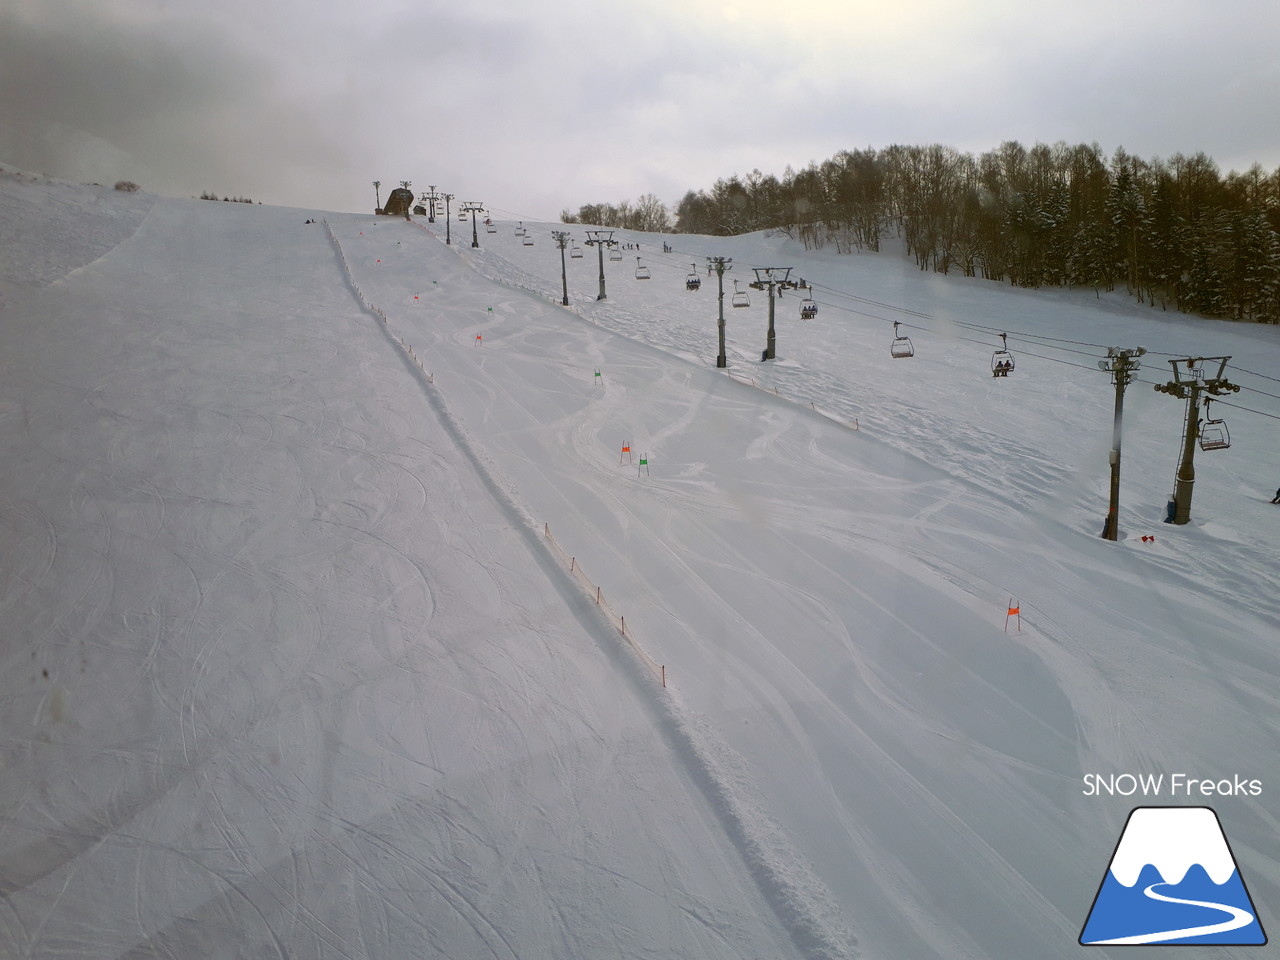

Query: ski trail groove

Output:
[327, 220, 861, 960]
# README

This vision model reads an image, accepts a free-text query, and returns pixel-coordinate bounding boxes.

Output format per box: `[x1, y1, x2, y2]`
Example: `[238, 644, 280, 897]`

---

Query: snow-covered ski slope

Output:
[3, 169, 1279, 959]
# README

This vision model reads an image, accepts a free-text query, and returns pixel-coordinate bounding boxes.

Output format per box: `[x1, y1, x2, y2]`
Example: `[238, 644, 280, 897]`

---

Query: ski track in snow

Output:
[332, 216, 1280, 960]
[325, 221, 860, 960]
[372, 217, 1280, 957]
[1, 185, 814, 960]
[4, 178, 1280, 959]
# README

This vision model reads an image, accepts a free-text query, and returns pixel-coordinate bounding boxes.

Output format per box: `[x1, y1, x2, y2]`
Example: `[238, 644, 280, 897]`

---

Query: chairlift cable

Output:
[470, 221, 1249, 374]
[795, 294, 1209, 378]
[490, 222, 1278, 400]
[1207, 398, 1280, 422]
[1230, 364, 1280, 385]
[1230, 382, 1280, 402]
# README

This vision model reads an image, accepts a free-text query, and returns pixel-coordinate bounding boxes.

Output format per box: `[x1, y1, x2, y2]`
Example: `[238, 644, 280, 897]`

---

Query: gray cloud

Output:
[0, 0, 352, 206]
[2, 0, 1277, 220]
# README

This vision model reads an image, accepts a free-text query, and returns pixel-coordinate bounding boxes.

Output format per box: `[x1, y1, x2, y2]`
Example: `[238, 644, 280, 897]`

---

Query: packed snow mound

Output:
[0, 165, 153, 285]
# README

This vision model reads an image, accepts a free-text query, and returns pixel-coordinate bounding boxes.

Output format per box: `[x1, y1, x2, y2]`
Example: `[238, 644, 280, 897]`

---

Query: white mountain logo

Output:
[1080, 806, 1266, 946]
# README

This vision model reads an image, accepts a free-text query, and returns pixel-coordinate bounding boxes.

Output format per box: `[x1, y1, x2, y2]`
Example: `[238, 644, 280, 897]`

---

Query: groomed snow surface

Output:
[2, 169, 1279, 959]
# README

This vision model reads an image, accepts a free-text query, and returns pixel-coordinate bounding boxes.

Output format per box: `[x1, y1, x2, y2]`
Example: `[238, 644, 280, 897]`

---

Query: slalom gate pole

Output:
[1004, 599, 1021, 633]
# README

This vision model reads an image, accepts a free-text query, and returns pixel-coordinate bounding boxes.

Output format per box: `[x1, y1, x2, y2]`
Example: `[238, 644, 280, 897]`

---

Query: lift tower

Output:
[749, 267, 799, 361]
[707, 257, 733, 367]
[461, 202, 485, 248]
[421, 186, 440, 223]
[583, 230, 616, 300]
[551, 231, 571, 305]
[1098, 346, 1145, 540]
[441, 193, 455, 244]
[1154, 356, 1240, 524]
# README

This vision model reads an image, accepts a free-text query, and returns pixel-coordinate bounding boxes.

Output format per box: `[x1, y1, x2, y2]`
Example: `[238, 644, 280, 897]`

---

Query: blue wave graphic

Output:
[1081, 863, 1266, 945]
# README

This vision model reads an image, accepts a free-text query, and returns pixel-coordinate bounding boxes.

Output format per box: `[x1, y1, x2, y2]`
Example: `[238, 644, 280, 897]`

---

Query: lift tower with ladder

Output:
[748, 267, 799, 361]
[1154, 356, 1240, 524]
[583, 230, 617, 301]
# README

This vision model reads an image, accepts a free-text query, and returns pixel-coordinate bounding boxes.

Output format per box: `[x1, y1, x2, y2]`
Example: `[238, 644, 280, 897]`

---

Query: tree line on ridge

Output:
[564, 141, 1280, 323]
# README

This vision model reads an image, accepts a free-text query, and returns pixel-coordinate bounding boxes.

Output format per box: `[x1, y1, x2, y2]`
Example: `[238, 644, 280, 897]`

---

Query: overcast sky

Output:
[3, 0, 1278, 221]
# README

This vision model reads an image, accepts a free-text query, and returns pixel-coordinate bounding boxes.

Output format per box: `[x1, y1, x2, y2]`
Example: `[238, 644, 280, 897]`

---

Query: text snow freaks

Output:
[1083, 773, 1261, 798]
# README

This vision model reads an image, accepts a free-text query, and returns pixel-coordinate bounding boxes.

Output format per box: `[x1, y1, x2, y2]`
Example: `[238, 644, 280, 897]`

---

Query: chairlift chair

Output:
[634, 257, 651, 280]
[799, 298, 818, 320]
[991, 333, 1014, 376]
[1199, 420, 1231, 451]
[515, 222, 526, 237]
[1199, 400, 1231, 450]
[570, 243, 583, 259]
[890, 321, 915, 358]
[486, 220, 497, 234]
[609, 246, 623, 262]
[732, 280, 750, 308]
[522, 234, 534, 246]
[686, 265, 702, 291]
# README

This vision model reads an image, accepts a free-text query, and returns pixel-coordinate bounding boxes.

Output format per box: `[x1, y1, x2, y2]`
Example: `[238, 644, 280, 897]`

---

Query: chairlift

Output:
[634, 257, 651, 280]
[486, 220, 497, 234]
[731, 280, 750, 308]
[1199, 399, 1231, 451]
[522, 234, 534, 246]
[890, 321, 915, 358]
[570, 243, 583, 259]
[686, 264, 702, 291]
[609, 246, 623, 262]
[1200, 420, 1230, 451]
[799, 298, 818, 320]
[515, 222, 526, 237]
[991, 332, 1014, 376]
